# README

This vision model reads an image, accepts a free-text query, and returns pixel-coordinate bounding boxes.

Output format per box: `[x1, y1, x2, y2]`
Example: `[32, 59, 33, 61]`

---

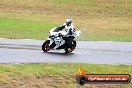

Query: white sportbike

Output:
[42, 26, 81, 53]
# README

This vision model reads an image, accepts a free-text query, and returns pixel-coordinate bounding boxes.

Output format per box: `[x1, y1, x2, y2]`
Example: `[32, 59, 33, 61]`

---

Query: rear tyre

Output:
[65, 40, 76, 53]
[42, 40, 50, 52]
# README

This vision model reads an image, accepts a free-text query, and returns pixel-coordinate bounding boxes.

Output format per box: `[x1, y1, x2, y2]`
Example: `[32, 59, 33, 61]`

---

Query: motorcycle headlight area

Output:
[49, 32, 58, 38]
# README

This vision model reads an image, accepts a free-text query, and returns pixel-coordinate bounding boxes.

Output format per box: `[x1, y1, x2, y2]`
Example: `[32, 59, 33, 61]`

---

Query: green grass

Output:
[0, 63, 132, 88]
[0, 16, 58, 39]
[0, 0, 132, 41]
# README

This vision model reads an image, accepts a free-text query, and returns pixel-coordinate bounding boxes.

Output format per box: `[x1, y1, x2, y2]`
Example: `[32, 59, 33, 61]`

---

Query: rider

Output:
[58, 17, 76, 36]
[50, 17, 76, 48]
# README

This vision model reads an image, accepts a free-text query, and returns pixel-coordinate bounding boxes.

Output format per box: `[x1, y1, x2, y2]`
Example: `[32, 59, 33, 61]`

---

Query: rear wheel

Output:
[65, 40, 76, 53]
[42, 40, 50, 52]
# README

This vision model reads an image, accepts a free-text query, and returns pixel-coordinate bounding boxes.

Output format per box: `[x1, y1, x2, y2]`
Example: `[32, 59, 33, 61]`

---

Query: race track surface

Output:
[0, 38, 132, 64]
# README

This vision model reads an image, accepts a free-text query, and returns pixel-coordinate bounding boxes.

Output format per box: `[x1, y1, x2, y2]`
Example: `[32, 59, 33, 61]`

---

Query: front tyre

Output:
[42, 40, 50, 52]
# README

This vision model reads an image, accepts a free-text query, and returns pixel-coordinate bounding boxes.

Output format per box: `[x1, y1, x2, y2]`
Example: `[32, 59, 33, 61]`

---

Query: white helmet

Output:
[66, 17, 72, 26]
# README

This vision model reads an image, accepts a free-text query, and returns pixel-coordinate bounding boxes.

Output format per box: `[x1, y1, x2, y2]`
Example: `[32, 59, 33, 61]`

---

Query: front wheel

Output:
[64, 40, 76, 53]
[42, 40, 50, 52]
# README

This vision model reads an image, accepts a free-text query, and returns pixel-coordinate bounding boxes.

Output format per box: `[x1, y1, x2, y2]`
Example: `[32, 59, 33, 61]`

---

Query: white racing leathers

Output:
[48, 23, 80, 49]
[61, 23, 76, 37]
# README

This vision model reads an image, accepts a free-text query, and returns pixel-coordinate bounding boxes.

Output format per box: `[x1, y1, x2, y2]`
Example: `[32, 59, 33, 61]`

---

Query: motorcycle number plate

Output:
[54, 38, 62, 45]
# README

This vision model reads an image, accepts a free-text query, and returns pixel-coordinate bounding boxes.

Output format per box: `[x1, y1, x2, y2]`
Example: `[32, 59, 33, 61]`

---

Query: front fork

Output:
[47, 38, 55, 49]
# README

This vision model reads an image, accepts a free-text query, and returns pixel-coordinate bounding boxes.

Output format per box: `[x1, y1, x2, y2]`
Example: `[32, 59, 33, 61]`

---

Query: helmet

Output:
[66, 17, 72, 26]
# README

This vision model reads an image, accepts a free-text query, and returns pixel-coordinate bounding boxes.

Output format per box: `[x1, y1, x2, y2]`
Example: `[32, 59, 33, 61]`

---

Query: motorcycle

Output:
[42, 26, 81, 53]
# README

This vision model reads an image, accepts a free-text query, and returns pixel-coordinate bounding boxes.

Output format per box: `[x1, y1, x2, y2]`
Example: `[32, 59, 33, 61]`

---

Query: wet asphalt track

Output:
[0, 38, 132, 64]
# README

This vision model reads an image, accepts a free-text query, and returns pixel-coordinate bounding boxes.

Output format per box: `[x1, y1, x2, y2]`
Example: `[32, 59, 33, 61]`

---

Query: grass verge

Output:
[0, 0, 132, 41]
[0, 63, 132, 88]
